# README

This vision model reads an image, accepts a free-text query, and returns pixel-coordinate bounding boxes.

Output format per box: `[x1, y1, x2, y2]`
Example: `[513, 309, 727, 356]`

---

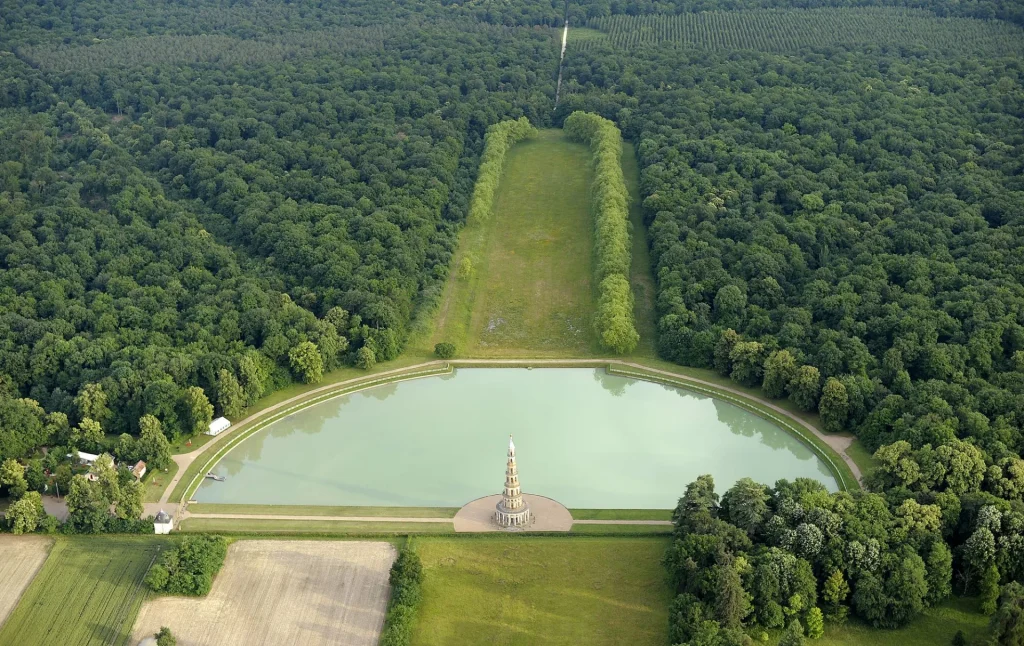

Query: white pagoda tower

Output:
[494, 435, 532, 528]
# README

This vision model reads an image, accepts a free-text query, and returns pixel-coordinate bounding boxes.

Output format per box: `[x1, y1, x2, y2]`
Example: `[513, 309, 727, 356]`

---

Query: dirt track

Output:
[0, 536, 52, 627]
[131, 540, 396, 646]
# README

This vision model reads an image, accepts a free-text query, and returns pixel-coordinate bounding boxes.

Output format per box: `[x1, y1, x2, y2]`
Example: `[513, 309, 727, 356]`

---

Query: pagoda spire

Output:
[495, 434, 532, 528]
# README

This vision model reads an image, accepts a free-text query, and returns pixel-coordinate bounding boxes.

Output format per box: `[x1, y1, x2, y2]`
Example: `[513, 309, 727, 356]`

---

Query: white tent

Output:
[206, 417, 231, 436]
[67, 451, 99, 465]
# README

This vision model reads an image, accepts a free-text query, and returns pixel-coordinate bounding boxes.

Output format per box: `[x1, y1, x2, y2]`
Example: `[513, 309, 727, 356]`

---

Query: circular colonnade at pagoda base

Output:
[453, 494, 572, 532]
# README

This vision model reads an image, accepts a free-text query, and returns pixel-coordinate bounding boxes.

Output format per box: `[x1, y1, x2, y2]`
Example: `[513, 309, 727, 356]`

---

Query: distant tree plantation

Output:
[583, 8, 1024, 56]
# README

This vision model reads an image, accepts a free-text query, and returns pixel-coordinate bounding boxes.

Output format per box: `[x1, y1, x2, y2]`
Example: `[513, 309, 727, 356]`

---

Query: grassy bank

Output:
[411, 536, 671, 645]
[570, 508, 672, 520]
[623, 142, 658, 357]
[186, 503, 457, 517]
[817, 596, 987, 646]
[179, 517, 454, 534]
[0, 537, 167, 645]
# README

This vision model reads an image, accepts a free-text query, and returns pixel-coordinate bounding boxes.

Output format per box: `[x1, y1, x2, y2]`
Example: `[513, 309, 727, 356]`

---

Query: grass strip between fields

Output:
[171, 364, 454, 504]
[607, 365, 858, 491]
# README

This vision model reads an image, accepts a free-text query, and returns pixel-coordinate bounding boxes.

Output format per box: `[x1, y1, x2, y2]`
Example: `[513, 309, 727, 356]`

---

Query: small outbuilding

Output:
[154, 510, 173, 535]
[206, 416, 231, 436]
[68, 451, 99, 465]
[132, 460, 147, 480]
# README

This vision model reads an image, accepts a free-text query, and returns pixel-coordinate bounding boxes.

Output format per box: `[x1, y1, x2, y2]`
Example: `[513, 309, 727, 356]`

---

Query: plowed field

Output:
[131, 540, 397, 646]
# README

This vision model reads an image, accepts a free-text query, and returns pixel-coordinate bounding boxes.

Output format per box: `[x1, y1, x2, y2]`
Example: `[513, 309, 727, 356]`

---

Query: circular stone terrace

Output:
[454, 494, 573, 532]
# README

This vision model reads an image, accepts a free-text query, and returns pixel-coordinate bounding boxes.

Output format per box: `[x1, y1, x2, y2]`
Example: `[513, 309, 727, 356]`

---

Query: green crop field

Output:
[0, 537, 167, 646]
[411, 536, 671, 646]
[583, 8, 1024, 55]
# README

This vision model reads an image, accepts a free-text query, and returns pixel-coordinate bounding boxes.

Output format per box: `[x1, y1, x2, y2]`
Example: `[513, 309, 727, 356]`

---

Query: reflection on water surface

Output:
[197, 368, 837, 508]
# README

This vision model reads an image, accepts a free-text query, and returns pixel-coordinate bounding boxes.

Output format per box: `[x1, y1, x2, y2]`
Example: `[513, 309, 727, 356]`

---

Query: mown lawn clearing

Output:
[411, 536, 671, 645]
[428, 129, 600, 357]
[0, 536, 166, 645]
[816, 596, 987, 646]
[142, 459, 178, 502]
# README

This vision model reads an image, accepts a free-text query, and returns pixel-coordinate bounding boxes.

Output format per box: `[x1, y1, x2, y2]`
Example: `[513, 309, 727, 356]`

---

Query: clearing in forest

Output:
[411, 537, 671, 646]
[0, 536, 52, 628]
[130, 540, 397, 646]
[426, 129, 655, 357]
[0, 537, 165, 645]
[431, 129, 598, 356]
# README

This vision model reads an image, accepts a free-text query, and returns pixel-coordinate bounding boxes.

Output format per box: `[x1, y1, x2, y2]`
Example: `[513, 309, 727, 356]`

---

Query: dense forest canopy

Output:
[1, 0, 1024, 633]
[556, 13, 1023, 637]
[1, 12, 559, 443]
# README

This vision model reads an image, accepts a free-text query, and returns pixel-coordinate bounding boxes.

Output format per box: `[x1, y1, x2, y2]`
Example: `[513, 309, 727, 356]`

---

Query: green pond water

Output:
[196, 368, 838, 508]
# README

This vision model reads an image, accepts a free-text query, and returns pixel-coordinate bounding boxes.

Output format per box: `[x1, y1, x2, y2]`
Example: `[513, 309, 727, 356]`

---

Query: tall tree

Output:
[289, 341, 324, 384]
[818, 378, 849, 433]
[179, 387, 213, 437]
[214, 369, 244, 418]
[787, 366, 822, 412]
[763, 350, 798, 399]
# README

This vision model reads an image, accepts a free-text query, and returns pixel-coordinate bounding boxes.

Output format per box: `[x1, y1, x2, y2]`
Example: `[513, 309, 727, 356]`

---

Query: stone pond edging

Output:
[166, 357, 863, 528]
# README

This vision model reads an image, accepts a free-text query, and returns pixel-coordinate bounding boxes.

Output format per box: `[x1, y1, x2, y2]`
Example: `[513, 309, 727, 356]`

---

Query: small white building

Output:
[206, 416, 231, 436]
[154, 510, 173, 535]
[68, 451, 100, 465]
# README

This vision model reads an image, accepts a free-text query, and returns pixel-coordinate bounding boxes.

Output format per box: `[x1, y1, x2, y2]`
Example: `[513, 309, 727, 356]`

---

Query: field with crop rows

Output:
[0, 536, 52, 628]
[582, 8, 1024, 55]
[131, 540, 396, 646]
[0, 537, 165, 645]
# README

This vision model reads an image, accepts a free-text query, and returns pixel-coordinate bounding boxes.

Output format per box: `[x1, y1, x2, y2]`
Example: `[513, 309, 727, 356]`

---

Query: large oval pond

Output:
[196, 368, 838, 508]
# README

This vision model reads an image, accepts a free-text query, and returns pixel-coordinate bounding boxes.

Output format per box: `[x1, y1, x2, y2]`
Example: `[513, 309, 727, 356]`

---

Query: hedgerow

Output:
[563, 111, 638, 354]
[468, 117, 537, 224]
[379, 548, 423, 646]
